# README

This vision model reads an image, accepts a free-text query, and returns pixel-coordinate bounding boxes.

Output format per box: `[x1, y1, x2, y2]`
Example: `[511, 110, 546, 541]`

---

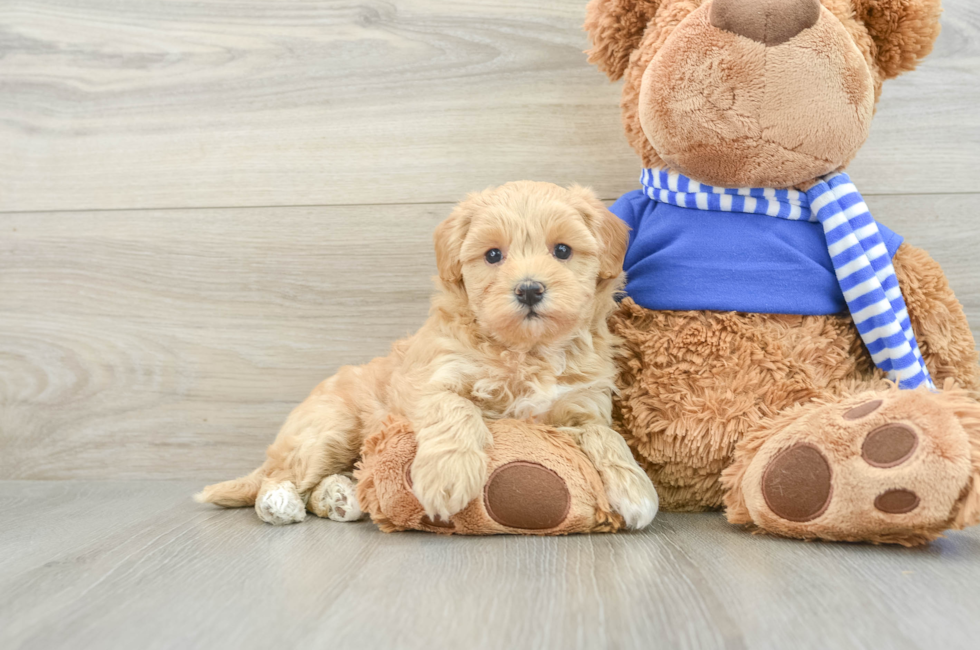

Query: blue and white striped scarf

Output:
[640, 168, 934, 390]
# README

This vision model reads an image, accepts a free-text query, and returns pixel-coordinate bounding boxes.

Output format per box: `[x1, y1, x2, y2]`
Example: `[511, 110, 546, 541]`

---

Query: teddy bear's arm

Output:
[892, 242, 980, 394]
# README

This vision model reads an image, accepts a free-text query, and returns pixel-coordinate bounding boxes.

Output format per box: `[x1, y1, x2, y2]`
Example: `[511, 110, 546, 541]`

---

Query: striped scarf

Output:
[640, 168, 934, 390]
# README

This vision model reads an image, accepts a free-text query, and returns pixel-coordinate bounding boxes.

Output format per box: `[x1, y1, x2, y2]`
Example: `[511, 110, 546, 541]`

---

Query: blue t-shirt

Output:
[610, 189, 904, 315]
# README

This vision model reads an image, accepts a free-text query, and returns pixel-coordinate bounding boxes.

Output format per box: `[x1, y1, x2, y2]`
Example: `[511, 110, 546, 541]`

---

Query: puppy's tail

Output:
[194, 467, 265, 507]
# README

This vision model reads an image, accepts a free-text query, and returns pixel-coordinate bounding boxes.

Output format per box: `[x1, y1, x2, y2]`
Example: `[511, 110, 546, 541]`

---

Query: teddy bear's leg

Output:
[355, 418, 626, 534]
[307, 473, 365, 522]
[722, 384, 980, 545]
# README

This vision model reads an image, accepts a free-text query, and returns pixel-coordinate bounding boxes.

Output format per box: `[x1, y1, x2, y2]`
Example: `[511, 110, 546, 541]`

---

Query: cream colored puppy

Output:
[197, 182, 659, 529]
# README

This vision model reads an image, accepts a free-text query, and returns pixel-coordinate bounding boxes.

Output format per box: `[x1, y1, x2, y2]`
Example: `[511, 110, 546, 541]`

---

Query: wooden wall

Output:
[2, 0, 979, 480]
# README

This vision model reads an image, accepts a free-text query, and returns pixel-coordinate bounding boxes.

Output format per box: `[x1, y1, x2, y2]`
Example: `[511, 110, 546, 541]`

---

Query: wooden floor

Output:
[2, 1, 980, 648]
[2, 480, 979, 650]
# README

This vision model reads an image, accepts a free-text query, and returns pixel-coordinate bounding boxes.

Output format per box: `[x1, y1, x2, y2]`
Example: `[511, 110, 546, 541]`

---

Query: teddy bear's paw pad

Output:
[310, 474, 364, 522]
[761, 443, 832, 523]
[748, 390, 974, 542]
[862, 423, 918, 468]
[256, 481, 307, 526]
[843, 399, 882, 420]
[483, 461, 570, 530]
[874, 488, 921, 514]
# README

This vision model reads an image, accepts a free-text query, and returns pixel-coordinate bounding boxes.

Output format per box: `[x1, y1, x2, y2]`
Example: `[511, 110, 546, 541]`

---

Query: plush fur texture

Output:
[638, 2, 875, 187]
[197, 182, 658, 531]
[587, 0, 980, 544]
[609, 242, 980, 513]
[586, 0, 942, 187]
[355, 418, 624, 535]
[722, 382, 980, 545]
[608, 241, 980, 544]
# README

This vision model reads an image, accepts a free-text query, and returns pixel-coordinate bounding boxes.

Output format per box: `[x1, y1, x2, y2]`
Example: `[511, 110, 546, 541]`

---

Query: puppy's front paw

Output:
[410, 448, 487, 520]
[603, 466, 659, 530]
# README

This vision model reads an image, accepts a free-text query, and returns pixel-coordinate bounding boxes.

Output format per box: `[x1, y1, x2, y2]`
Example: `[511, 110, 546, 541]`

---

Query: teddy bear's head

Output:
[585, 0, 942, 188]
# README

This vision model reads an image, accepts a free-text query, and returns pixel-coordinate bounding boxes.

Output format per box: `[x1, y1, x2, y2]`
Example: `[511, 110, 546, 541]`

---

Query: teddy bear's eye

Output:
[485, 248, 503, 264]
[553, 243, 572, 260]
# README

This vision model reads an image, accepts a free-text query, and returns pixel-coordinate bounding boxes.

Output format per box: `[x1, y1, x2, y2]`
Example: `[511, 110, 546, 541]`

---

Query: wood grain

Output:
[1, 480, 979, 650]
[1, 194, 978, 481]
[1, 0, 978, 213]
[0, 204, 442, 479]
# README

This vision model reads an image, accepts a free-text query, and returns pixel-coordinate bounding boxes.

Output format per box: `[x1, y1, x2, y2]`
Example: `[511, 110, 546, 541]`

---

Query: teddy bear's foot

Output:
[308, 474, 365, 522]
[724, 386, 980, 545]
[356, 418, 626, 534]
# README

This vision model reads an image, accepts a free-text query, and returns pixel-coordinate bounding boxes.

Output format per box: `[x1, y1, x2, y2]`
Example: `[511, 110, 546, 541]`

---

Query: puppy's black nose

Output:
[515, 281, 545, 307]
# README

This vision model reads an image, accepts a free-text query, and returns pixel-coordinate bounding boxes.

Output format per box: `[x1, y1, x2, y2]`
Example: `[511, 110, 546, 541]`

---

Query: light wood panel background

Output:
[2, 0, 979, 481]
[2, 0, 979, 212]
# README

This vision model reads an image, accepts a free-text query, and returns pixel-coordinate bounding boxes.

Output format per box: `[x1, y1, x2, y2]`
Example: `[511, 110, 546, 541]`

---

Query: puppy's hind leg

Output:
[198, 360, 384, 525]
[255, 479, 307, 525]
[308, 473, 365, 522]
[254, 372, 372, 525]
[198, 465, 310, 525]
[196, 462, 308, 525]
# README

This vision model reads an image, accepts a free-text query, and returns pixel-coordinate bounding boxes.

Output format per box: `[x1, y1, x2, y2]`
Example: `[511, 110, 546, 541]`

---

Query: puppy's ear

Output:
[568, 185, 629, 280]
[433, 202, 473, 287]
[855, 0, 942, 80]
[584, 0, 662, 80]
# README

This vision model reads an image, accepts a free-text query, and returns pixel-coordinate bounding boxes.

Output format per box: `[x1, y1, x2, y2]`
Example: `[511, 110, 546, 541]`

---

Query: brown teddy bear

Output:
[584, 0, 980, 544]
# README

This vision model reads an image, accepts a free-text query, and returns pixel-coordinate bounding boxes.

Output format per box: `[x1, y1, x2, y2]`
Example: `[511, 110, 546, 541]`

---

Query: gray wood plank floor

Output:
[2, 480, 979, 650]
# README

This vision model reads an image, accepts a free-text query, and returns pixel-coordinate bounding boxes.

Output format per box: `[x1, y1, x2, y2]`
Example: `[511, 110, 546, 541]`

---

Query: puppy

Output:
[197, 181, 659, 529]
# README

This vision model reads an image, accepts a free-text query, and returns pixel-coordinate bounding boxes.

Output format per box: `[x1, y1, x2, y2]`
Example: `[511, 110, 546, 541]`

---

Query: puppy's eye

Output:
[553, 243, 572, 260]
[485, 248, 503, 264]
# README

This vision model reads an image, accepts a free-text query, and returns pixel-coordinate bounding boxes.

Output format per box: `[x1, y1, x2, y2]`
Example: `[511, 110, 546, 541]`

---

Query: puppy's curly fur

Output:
[197, 182, 659, 529]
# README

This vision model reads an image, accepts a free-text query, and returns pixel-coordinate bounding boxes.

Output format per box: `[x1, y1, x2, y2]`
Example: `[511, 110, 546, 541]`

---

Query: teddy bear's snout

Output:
[636, 0, 874, 188]
[709, 0, 821, 47]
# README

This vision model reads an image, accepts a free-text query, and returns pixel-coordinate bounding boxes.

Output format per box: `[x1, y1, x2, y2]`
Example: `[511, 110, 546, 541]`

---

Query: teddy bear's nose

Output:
[709, 0, 821, 46]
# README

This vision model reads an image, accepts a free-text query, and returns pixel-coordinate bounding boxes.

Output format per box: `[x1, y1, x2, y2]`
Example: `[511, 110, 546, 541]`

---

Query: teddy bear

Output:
[581, 0, 980, 544]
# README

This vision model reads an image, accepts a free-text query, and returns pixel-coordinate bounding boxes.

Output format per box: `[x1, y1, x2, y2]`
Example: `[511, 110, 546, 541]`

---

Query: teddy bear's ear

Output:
[855, 0, 943, 80]
[584, 0, 662, 81]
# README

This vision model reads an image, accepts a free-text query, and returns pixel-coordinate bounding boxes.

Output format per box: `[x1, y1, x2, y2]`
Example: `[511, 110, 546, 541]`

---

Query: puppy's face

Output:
[434, 181, 628, 348]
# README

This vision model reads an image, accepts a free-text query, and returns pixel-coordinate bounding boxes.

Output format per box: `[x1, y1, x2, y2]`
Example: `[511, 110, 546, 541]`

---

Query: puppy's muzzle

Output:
[515, 280, 546, 308]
